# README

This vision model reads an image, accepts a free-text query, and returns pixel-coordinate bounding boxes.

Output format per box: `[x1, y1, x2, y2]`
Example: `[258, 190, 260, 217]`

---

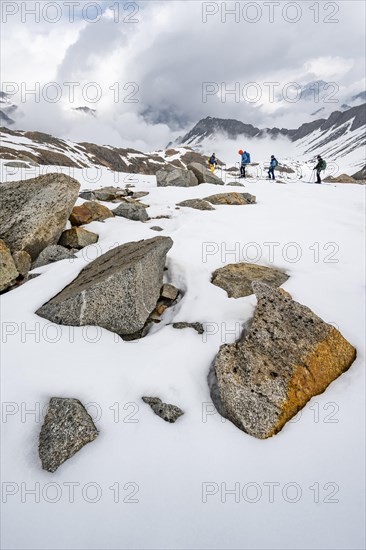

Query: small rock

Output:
[79, 191, 96, 201]
[94, 186, 128, 201]
[4, 161, 30, 168]
[204, 192, 256, 205]
[113, 202, 148, 222]
[142, 397, 184, 423]
[177, 199, 215, 211]
[69, 201, 114, 226]
[172, 322, 204, 334]
[211, 262, 289, 298]
[12, 250, 32, 277]
[132, 191, 149, 199]
[161, 283, 179, 301]
[39, 397, 98, 472]
[0, 239, 19, 292]
[59, 227, 98, 249]
[32, 245, 76, 269]
[150, 226, 163, 232]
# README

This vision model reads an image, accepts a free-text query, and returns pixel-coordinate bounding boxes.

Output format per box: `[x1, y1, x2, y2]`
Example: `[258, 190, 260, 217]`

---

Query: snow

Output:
[0, 163, 365, 550]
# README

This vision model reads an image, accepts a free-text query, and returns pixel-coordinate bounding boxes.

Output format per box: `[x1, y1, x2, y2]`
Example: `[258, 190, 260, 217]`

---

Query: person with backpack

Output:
[238, 149, 251, 178]
[208, 153, 217, 173]
[268, 155, 278, 180]
[313, 155, 327, 183]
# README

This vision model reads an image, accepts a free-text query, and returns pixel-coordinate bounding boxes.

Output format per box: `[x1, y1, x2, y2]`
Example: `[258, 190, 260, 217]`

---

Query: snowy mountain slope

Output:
[1, 158, 365, 550]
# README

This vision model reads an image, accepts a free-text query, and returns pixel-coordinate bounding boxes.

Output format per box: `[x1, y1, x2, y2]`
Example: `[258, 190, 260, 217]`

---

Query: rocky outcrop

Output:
[69, 201, 114, 226]
[323, 174, 358, 184]
[36, 237, 173, 339]
[204, 192, 256, 205]
[0, 173, 80, 259]
[113, 202, 148, 222]
[156, 166, 198, 187]
[59, 228, 98, 249]
[187, 162, 224, 185]
[210, 282, 356, 439]
[142, 397, 184, 423]
[32, 245, 76, 269]
[177, 199, 215, 211]
[39, 397, 98, 472]
[0, 239, 19, 292]
[352, 165, 366, 181]
[211, 263, 289, 298]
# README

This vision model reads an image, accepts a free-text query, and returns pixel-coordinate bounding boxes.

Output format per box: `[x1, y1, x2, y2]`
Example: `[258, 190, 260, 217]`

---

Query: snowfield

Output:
[1, 161, 365, 550]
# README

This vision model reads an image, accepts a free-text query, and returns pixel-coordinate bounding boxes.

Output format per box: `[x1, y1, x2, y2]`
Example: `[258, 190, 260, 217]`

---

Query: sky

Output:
[1, 0, 365, 150]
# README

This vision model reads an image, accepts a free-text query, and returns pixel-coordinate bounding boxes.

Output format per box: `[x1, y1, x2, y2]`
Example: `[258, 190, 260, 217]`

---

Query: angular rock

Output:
[4, 161, 30, 168]
[204, 192, 256, 205]
[187, 162, 224, 185]
[94, 186, 128, 201]
[142, 397, 184, 423]
[69, 201, 114, 226]
[172, 322, 204, 334]
[161, 283, 179, 301]
[177, 199, 215, 211]
[39, 397, 98, 473]
[0, 173, 80, 259]
[211, 282, 356, 439]
[0, 239, 19, 292]
[32, 245, 76, 269]
[132, 191, 149, 200]
[79, 191, 96, 201]
[12, 250, 32, 277]
[323, 174, 357, 184]
[113, 202, 148, 222]
[211, 262, 289, 298]
[59, 227, 98, 249]
[36, 237, 173, 338]
[156, 166, 198, 187]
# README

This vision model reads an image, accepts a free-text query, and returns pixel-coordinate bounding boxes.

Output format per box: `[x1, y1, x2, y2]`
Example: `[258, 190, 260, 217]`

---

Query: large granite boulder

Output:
[211, 262, 289, 298]
[59, 227, 98, 249]
[32, 245, 76, 269]
[211, 282, 356, 439]
[187, 162, 224, 185]
[36, 237, 173, 338]
[156, 166, 198, 187]
[113, 202, 149, 222]
[0, 239, 19, 292]
[69, 201, 114, 226]
[39, 397, 98, 472]
[204, 192, 256, 205]
[177, 199, 215, 211]
[0, 173, 80, 259]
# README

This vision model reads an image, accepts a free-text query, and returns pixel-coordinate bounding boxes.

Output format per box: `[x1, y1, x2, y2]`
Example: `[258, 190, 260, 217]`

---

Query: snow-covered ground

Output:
[1, 162, 365, 550]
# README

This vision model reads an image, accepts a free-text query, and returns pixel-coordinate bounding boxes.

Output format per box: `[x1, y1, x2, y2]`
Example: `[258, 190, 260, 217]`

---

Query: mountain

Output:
[0, 92, 17, 126]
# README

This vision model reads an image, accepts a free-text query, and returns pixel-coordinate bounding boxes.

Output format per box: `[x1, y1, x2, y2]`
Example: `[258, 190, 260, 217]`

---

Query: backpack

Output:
[272, 158, 278, 167]
[320, 159, 327, 170]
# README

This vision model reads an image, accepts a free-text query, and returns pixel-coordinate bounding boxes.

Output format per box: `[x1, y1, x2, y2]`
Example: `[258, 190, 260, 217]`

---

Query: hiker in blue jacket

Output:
[238, 149, 251, 178]
[268, 155, 278, 180]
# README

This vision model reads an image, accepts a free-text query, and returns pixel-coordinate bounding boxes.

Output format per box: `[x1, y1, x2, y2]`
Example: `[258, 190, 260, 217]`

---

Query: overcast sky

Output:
[1, 0, 365, 150]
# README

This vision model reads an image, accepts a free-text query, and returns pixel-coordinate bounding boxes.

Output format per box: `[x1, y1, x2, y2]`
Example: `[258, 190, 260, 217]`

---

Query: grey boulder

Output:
[36, 237, 173, 338]
[210, 282, 356, 439]
[177, 199, 215, 211]
[32, 245, 76, 269]
[0, 173, 80, 259]
[113, 201, 149, 222]
[156, 166, 198, 187]
[187, 162, 224, 185]
[39, 397, 98, 472]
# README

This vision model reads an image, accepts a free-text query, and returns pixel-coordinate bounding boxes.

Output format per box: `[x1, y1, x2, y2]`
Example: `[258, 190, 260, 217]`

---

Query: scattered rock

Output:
[0, 239, 19, 292]
[172, 322, 204, 334]
[69, 201, 114, 226]
[32, 245, 76, 269]
[177, 199, 215, 211]
[324, 174, 357, 184]
[187, 162, 224, 185]
[226, 182, 245, 187]
[156, 166, 198, 187]
[36, 237, 173, 339]
[59, 227, 98, 249]
[161, 283, 179, 301]
[39, 397, 98, 473]
[4, 161, 30, 168]
[79, 191, 96, 201]
[150, 226, 163, 232]
[132, 191, 149, 200]
[211, 262, 289, 298]
[113, 201, 149, 222]
[210, 282, 356, 439]
[0, 173, 80, 259]
[94, 186, 129, 201]
[204, 192, 256, 205]
[142, 397, 184, 423]
[12, 250, 32, 277]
